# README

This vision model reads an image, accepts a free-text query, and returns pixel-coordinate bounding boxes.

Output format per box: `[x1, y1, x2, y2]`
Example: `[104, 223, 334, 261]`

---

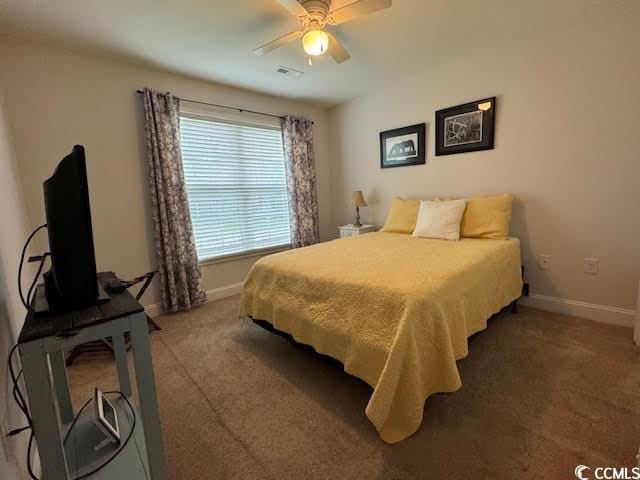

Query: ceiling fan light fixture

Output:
[302, 29, 329, 56]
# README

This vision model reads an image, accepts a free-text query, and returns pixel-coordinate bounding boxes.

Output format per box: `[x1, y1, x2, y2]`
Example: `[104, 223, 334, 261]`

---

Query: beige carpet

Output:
[67, 296, 640, 479]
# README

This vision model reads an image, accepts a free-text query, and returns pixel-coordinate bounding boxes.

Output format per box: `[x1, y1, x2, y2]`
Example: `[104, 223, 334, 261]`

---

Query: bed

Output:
[240, 231, 523, 443]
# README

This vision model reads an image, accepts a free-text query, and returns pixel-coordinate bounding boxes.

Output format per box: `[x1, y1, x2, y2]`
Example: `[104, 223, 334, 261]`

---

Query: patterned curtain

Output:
[142, 88, 207, 313]
[281, 115, 320, 248]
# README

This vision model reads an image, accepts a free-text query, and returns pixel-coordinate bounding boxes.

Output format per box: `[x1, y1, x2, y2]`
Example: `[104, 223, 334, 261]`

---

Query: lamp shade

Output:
[302, 30, 329, 56]
[351, 191, 368, 207]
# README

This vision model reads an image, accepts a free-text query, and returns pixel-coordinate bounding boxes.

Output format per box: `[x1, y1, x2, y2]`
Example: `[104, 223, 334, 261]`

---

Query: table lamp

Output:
[351, 191, 368, 227]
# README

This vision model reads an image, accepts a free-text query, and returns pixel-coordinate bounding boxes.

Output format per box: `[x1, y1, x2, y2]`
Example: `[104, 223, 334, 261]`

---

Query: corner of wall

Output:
[0, 90, 36, 480]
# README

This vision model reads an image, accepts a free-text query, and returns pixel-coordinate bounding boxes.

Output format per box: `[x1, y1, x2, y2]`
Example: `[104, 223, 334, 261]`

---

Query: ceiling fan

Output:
[252, 0, 392, 64]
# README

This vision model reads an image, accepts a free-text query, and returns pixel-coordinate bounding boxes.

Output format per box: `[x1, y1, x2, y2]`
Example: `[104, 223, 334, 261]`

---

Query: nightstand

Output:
[339, 224, 377, 238]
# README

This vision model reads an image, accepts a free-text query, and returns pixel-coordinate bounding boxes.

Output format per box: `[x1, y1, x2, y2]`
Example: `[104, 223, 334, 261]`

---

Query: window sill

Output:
[198, 244, 291, 267]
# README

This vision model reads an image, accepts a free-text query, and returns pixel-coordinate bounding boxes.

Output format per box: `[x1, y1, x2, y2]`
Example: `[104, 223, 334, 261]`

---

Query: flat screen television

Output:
[42, 145, 98, 311]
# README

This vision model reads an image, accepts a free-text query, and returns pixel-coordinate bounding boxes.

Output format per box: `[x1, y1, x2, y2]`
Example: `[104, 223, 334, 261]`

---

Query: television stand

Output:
[64, 271, 161, 366]
[18, 271, 167, 479]
[32, 281, 110, 314]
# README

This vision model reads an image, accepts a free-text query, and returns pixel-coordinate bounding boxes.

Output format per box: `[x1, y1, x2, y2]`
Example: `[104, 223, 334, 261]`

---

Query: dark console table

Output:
[18, 272, 167, 479]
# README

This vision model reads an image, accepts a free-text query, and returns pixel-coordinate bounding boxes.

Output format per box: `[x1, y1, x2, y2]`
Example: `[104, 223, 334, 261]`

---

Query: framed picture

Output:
[435, 97, 496, 156]
[379, 123, 426, 169]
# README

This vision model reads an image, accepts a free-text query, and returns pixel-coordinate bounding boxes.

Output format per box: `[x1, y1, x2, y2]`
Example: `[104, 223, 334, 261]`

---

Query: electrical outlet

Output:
[584, 257, 599, 275]
[537, 254, 552, 270]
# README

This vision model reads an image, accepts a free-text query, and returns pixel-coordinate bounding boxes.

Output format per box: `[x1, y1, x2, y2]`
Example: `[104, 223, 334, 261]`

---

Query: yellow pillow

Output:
[460, 194, 514, 239]
[381, 197, 421, 233]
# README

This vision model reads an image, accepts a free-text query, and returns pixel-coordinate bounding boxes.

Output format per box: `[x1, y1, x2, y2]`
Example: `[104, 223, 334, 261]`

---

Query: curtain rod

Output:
[136, 89, 313, 123]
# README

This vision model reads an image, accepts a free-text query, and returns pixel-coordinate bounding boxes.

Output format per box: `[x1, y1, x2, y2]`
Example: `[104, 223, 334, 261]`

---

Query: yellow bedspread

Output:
[240, 232, 522, 443]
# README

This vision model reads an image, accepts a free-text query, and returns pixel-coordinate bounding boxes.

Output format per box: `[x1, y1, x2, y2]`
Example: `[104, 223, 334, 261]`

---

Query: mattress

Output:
[240, 232, 522, 443]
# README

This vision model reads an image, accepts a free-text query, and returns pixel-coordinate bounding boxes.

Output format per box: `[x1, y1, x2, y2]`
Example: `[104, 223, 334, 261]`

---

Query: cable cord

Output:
[7, 345, 31, 427]
[11, 225, 137, 479]
[7, 225, 49, 435]
[26, 432, 37, 480]
[7, 225, 49, 440]
[10, 225, 46, 478]
[7, 344, 37, 480]
[18, 224, 47, 310]
[11, 225, 45, 479]
[64, 391, 137, 480]
[23, 391, 136, 480]
[25, 254, 48, 308]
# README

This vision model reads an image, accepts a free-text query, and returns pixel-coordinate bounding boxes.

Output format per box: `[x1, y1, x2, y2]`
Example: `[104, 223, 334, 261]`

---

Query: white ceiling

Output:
[0, 0, 601, 106]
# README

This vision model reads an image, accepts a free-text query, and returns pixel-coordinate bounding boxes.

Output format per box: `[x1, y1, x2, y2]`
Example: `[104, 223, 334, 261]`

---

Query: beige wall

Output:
[0, 38, 331, 308]
[0, 92, 34, 479]
[328, 7, 640, 310]
[1, 6, 639, 317]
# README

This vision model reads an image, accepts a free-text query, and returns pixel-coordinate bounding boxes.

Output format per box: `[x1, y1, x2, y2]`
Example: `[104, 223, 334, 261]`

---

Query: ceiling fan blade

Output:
[329, 0, 392, 25]
[252, 31, 304, 56]
[276, 0, 308, 18]
[326, 32, 351, 64]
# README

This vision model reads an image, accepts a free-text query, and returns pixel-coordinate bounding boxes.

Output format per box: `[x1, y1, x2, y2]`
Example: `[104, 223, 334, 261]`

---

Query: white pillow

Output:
[412, 199, 467, 241]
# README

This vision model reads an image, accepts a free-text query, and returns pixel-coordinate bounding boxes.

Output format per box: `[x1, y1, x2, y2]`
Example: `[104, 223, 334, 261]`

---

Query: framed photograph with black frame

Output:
[435, 97, 496, 156]
[379, 123, 426, 169]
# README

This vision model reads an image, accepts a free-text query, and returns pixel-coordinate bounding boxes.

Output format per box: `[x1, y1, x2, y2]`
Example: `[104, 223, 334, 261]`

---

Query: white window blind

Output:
[180, 114, 291, 261]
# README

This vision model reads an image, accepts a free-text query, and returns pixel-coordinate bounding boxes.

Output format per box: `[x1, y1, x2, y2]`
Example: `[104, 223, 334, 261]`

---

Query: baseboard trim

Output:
[145, 303, 163, 318]
[145, 285, 636, 328]
[144, 282, 244, 318]
[520, 293, 636, 327]
[205, 282, 244, 302]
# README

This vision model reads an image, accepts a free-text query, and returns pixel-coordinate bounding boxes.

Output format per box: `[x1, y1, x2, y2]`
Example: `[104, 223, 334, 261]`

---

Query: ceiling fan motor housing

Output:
[301, 0, 330, 26]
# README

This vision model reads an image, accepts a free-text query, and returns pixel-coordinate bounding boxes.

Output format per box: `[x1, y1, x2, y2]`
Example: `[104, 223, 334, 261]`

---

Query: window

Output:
[180, 113, 291, 262]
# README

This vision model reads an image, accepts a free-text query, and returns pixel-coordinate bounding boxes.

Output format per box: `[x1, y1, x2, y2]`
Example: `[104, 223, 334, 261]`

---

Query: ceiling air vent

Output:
[275, 66, 303, 78]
